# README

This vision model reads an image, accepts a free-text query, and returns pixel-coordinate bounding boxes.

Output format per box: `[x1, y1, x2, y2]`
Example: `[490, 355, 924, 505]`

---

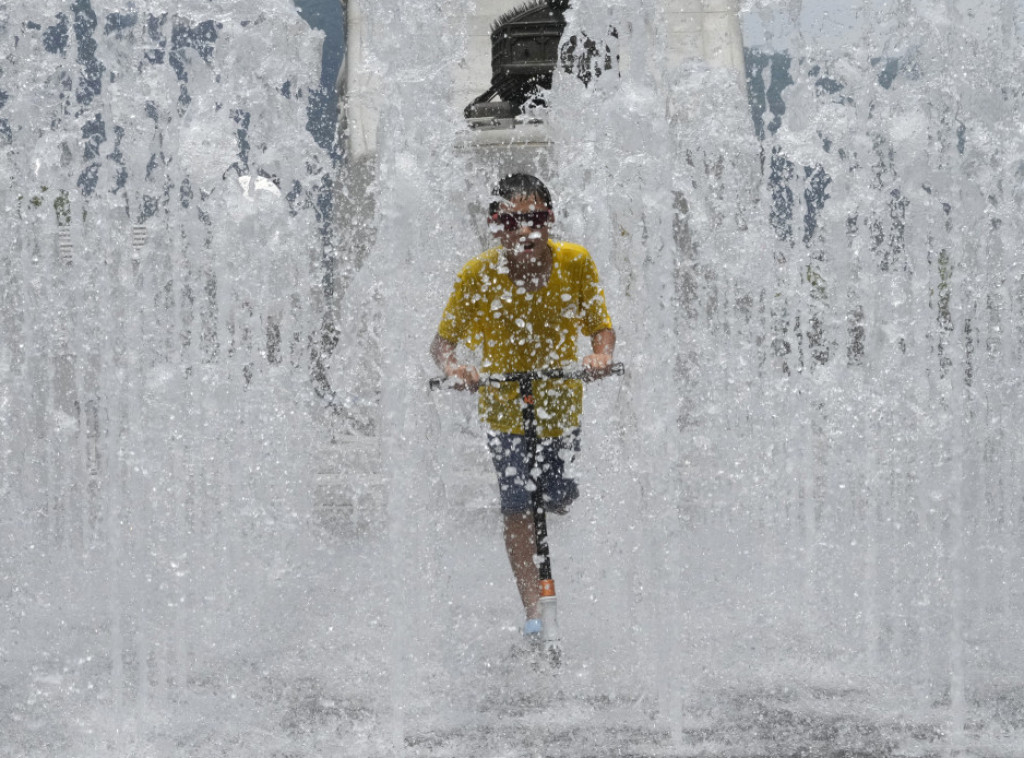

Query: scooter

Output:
[430, 363, 624, 660]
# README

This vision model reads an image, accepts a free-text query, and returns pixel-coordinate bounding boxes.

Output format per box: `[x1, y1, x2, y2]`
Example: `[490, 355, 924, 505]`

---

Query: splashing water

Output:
[1, 1, 333, 751]
[3, 0, 1024, 756]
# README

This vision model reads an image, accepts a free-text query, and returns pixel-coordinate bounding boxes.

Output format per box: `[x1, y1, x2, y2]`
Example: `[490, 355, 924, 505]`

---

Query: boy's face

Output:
[489, 194, 554, 260]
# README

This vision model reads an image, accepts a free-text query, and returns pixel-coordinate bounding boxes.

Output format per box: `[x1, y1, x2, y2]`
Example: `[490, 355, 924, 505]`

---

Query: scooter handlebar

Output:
[428, 362, 624, 390]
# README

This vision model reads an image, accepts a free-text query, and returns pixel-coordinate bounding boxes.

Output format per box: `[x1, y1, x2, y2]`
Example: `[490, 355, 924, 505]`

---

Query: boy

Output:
[430, 174, 616, 638]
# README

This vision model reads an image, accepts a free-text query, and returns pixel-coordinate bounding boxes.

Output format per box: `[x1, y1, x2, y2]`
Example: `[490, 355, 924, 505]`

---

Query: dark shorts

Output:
[486, 430, 581, 515]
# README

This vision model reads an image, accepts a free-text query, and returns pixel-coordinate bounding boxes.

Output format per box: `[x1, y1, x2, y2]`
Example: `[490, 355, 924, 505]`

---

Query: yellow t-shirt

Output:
[437, 240, 613, 437]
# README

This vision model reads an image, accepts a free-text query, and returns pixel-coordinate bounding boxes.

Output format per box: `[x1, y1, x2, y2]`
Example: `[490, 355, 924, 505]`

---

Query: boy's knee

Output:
[542, 478, 579, 511]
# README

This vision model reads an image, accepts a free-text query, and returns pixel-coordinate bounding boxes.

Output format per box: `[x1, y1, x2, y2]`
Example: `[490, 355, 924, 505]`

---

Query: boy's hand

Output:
[581, 352, 614, 381]
[583, 328, 616, 380]
[431, 334, 479, 391]
[446, 364, 481, 392]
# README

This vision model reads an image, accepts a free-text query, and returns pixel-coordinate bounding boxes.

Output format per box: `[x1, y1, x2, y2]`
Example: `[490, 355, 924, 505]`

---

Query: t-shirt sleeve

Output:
[578, 253, 614, 337]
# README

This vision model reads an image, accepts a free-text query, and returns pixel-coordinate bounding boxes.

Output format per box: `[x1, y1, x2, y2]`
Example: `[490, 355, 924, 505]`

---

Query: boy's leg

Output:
[488, 433, 541, 619]
[489, 431, 581, 619]
[503, 512, 540, 619]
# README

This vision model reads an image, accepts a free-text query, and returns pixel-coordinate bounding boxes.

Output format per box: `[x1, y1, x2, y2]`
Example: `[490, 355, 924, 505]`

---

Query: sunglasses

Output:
[490, 210, 552, 231]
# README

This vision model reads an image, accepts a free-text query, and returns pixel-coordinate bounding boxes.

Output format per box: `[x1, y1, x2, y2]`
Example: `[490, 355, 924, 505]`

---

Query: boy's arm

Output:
[430, 333, 480, 391]
[582, 328, 616, 379]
